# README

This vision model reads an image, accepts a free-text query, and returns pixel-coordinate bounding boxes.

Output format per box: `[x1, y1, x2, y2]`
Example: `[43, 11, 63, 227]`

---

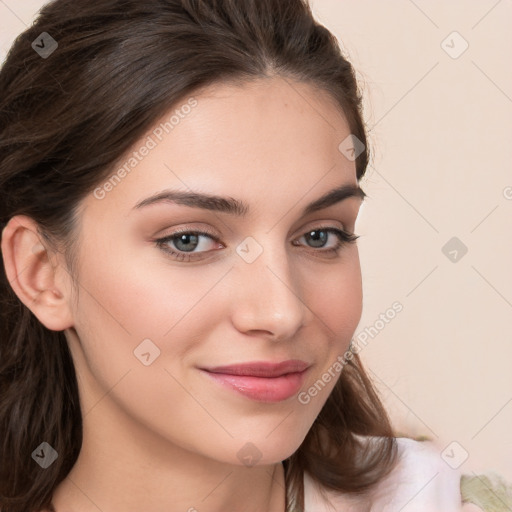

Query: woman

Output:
[0, 0, 498, 510]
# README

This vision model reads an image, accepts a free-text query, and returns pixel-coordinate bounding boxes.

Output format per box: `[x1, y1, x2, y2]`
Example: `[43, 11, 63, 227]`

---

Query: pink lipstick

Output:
[200, 360, 310, 402]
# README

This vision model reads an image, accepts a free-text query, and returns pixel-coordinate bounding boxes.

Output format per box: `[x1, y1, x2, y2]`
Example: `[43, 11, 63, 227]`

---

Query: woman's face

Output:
[65, 76, 364, 466]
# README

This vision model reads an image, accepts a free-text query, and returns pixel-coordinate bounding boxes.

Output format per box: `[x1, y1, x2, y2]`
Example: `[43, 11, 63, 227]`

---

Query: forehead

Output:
[85, 76, 358, 220]
[186, 76, 351, 149]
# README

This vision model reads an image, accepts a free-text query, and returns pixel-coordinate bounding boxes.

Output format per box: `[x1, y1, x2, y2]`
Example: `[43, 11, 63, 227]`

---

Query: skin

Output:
[2, 76, 365, 512]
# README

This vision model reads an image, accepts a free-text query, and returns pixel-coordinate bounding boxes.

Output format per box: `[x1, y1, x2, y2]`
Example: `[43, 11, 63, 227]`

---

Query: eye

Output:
[292, 226, 359, 257]
[154, 225, 359, 262]
[154, 228, 220, 261]
[294, 226, 359, 251]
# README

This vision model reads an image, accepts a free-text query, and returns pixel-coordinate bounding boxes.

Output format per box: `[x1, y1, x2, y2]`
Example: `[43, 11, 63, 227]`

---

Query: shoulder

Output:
[369, 437, 464, 511]
[304, 436, 467, 512]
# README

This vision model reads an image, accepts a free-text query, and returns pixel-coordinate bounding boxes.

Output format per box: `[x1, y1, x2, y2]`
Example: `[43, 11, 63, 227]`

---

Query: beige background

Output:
[1, 0, 511, 480]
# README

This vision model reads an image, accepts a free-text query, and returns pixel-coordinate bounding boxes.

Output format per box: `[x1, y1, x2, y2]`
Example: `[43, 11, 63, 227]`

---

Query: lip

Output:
[202, 360, 310, 377]
[200, 360, 311, 402]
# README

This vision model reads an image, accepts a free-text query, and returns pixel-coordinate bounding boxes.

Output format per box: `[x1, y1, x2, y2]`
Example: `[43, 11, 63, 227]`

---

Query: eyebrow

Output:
[132, 183, 366, 217]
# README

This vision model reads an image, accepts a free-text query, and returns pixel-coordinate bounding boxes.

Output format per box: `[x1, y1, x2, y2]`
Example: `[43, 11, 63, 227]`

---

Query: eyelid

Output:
[154, 220, 350, 243]
[159, 225, 220, 239]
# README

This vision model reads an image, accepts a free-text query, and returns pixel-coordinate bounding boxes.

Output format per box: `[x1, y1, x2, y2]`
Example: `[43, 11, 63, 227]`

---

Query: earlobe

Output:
[1, 215, 75, 331]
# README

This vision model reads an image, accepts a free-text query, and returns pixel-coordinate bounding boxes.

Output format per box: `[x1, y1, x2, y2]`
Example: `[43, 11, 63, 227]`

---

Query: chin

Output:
[231, 433, 307, 467]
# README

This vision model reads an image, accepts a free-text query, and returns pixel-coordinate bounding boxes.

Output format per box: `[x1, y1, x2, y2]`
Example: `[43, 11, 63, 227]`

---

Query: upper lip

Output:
[201, 360, 310, 377]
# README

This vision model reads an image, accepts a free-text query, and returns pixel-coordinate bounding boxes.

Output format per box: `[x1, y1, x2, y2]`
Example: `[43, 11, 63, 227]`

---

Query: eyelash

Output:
[154, 225, 359, 262]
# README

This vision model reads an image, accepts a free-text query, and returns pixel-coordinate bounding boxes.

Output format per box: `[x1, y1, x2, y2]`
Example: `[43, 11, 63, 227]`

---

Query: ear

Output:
[1, 215, 75, 331]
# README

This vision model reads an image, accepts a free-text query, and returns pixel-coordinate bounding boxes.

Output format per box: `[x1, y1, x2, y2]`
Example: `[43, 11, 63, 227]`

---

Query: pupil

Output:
[176, 234, 198, 252]
[308, 230, 327, 248]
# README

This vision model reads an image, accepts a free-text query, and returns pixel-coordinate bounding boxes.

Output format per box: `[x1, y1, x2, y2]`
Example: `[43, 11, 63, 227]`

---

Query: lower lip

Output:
[200, 368, 309, 402]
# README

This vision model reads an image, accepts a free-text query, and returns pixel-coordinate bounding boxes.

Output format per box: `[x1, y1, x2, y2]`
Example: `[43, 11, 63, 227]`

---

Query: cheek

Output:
[302, 249, 363, 345]
[297, 252, 362, 399]
[70, 239, 230, 378]
[68, 243, 229, 442]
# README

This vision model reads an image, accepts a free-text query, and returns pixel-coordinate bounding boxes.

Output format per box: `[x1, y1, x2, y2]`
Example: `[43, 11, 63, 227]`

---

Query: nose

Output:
[229, 242, 310, 341]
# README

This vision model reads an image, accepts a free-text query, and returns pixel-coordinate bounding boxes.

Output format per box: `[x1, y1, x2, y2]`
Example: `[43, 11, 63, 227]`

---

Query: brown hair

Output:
[0, 1, 398, 511]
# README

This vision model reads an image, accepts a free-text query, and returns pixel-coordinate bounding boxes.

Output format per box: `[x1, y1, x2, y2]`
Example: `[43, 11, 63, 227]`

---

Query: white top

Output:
[303, 437, 465, 511]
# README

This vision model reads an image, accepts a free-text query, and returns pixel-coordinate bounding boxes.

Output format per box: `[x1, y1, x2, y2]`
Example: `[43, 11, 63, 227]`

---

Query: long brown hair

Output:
[0, 1, 398, 511]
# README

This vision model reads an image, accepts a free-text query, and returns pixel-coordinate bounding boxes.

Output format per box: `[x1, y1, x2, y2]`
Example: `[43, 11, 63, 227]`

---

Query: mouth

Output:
[199, 360, 311, 402]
